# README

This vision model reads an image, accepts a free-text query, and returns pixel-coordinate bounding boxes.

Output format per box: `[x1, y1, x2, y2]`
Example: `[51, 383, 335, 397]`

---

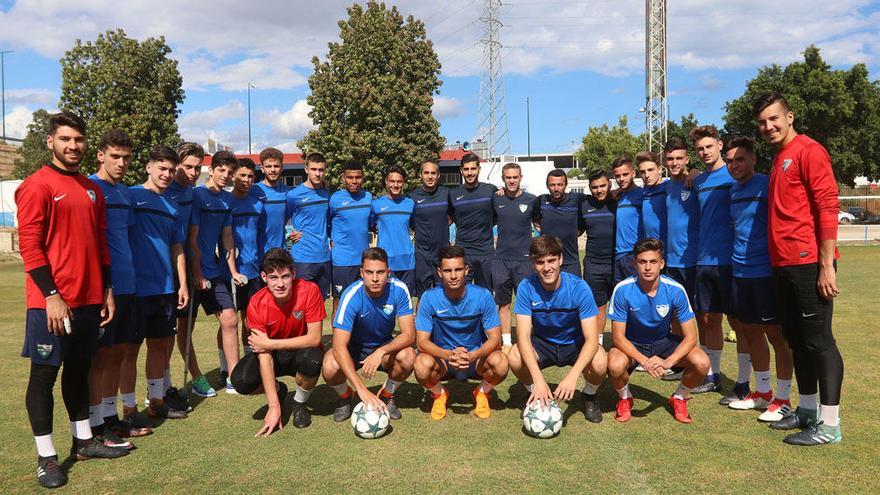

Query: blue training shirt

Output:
[166, 180, 194, 251]
[408, 186, 451, 259]
[730, 173, 772, 278]
[286, 184, 331, 263]
[329, 189, 372, 267]
[608, 275, 695, 344]
[694, 165, 735, 266]
[514, 271, 599, 345]
[538, 192, 583, 267]
[449, 182, 497, 256]
[251, 181, 290, 254]
[665, 179, 700, 268]
[89, 176, 136, 295]
[190, 185, 233, 280]
[371, 195, 415, 271]
[493, 191, 538, 261]
[416, 284, 500, 352]
[129, 185, 183, 297]
[333, 277, 413, 348]
[225, 193, 265, 280]
[641, 181, 667, 246]
[615, 187, 644, 258]
[581, 195, 616, 264]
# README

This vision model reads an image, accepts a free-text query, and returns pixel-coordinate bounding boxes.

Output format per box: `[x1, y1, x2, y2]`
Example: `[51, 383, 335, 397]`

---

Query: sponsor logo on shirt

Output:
[417, 198, 426, 203]
[300, 197, 309, 202]
[587, 207, 597, 212]
[456, 195, 465, 201]
[498, 204, 506, 208]
[53, 194, 67, 202]
[382, 304, 394, 316]
[656, 304, 669, 317]
[137, 201, 148, 206]
[531, 301, 541, 307]
[380, 206, 389, 211]
[342, 201, 351, 206]
[437, 308, 449, 314]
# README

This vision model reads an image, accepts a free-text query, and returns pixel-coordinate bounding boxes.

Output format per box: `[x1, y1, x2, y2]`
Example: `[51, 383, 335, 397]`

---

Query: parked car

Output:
[847, 207, 867, 219]
[838, 211, 856, 224]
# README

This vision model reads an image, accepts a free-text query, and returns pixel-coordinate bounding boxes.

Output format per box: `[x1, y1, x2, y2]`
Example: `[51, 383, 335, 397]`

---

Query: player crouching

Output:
[607, 238, 709, 423]
[230, 248, 324, 436]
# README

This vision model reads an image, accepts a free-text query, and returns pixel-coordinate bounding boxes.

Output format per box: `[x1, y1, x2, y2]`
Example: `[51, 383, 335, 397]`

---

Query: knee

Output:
[414, 353, 436, 376]
[607, 350, 628, 375]
[506, 346, 522, 371]
[322, 350, 340, 378]
[298, 347, 323, 378]
[689, 349, 710, 374]
[487, 350, 508, 372]
[591, 347, 608, 372]
[396, 347, 416, 371]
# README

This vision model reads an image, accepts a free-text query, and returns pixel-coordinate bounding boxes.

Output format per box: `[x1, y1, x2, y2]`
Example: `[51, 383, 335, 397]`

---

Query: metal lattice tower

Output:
[645, 0, 668, 152]
[476, 0, 510, 161]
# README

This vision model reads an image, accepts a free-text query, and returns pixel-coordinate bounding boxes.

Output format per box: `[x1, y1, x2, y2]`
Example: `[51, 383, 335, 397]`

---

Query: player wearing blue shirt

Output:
[607, 238, 709, 424]
[286, 152, 332, 299]
[408, 160, 451, 297]
[663, 138, 699, 306]
[725, 138, 793, 419]
[323, 247, 416, 421]
[637, 152, 667, 246]
[581, 171, 617, 335]
[329, 161, 372, 312]
[537, 169, 583, 276]
[449, 153, 497, 288]
[371, 166, 416, 294]
[253, 147, 290, 255]
[612, 156, 644, 287]
[414, 245, 508, 420]
[507, 235, 606, 423]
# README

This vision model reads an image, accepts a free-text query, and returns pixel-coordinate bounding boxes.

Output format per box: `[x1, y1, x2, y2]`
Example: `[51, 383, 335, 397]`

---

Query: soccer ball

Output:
[523, 400, 563, 439]
[350, 402, 390, 439]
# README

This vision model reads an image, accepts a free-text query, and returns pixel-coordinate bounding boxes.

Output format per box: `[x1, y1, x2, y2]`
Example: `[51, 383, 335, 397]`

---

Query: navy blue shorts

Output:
[443, 359, 482, 381]
[391, 269, 415, 296]
[583, 261, 613, 307]
[732, 276, 777, 324]
[294, 261, 332, 299]
[491, 257, 533, 305]
[695, 265, 732, 314]
[628, 334, 684, 372]
[234, 278, 262, 313]
[532, 335, 582, 369]
[561, 261, 581, 278]
[613, 253, 636, 287]
[414, 254, 441, 298]
[137, 294, 177, 339]
[100, 294, 140, 346]
[464, 253, 493, 289]
[197, 278, 235, 315]
[21, 306, 101, 366]
[332, 265, 361, 298]
[666, 266, 697, 308]
[348, 341, 392, 372]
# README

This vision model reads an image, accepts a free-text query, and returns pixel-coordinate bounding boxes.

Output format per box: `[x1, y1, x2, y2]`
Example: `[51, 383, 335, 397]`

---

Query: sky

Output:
[1, 0, 878, 156]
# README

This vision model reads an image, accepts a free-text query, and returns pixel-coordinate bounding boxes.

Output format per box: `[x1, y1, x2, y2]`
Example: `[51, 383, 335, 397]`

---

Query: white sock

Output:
[147, 379, 164, 400]
[218, 349, 228, 374]
[293, 386, 313, 404]
[121, 392, 136, 408]
[71, 420, 92, 440]
[34, 434, 57, 457]
[754, 370, 771, 394]
[101, 396, 117, 419]
[479, 380, 494, 393]
[163, 368, 172, 390]
[524, 383, 534, 393]
[616, 384, 632, 400]
[776, 379, 792, 401]
[799, 393, 819, 411]
[88, 405, 103, 428]
[705, 348, 722, 378]
[736, 353, 752, 384]
[331, 383, 351, 396]
[383, 378, 402, 395]
[583, 382, 600, 396]
[429, 384, 445, 396]
[820, 404, 840, 427]
[674, 383, 692, 400]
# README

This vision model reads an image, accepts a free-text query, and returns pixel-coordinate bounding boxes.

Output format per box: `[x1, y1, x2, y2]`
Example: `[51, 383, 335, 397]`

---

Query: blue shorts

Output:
[491, 257, 533, 305]
[732, 276, 778, 324]
[294, 261, 332, 299]
[137, 294, 177, 339]
[613, 253, 636, 287]
[628, 334, 684, 372]
[532, 335, 582, 369]
[332, 265, 361, 298]
[583, 260, 613, 307]
[21, 306, 101, 367]
[235, 278, 262, 313]
[391, 269, 415, 296]
[695, 265, 732, 314]
[348, 341, 392, 372]
[414, 254, 441, 298]
[464, 253, 493, 289]
[197, 278, 235, 315]
[666, 266, 697, 308]
[561, 261, 581, 278]
[100, 294, 140, 346]
[443, 359, 482, 381]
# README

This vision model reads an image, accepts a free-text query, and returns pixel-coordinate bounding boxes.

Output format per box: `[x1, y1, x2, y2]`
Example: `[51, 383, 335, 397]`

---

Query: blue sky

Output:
[1, 0, 878, 156]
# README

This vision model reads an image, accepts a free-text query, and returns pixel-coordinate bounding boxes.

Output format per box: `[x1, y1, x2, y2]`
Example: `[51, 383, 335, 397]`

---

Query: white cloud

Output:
[5, 88, 56, 107]
[433, 96, 465, 119]
[3, 105, 37, 140]
[179, 100, 244, 130]
[259, 99, 315, 141]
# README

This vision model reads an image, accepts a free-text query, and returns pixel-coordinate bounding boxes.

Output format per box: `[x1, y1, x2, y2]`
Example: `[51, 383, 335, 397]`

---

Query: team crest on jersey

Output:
[87, 190, 97, 203]
[656, 304, 669, 318]
[382, 304, 394, 316]
[519, 204, 528, 213]
[36, 343, 53, 359]
[292, 310, 303, 320]
[680, 190, 690, 201]
[782, 159, 793, 172]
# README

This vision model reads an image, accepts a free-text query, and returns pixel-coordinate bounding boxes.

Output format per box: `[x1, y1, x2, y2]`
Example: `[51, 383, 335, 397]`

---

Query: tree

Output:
[13, 109, 52, 179]
[724, 45, 880, 185]
[299, 1, 444, 194]
[663, 113, 701, 165]
[572, 116, 641, 178]
[59, 29, 184, 184]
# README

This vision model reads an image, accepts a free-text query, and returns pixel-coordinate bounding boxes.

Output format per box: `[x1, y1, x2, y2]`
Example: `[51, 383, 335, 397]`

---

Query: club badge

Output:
[36, 343, 53, 359]
[782, 159, 793, 172]
[292, 310, 303, 320]
[382, 304, 394, 316]
[656, 304, 670, 318]
[680, 190, 690, 201]
[519, 204, 528, 213]
[87, 190, 97, 203]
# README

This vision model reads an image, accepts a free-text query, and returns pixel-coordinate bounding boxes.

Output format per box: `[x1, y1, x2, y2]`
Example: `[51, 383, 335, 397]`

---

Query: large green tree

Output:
[572, 116, 641, 177]
[59, 29, 184, 183]
[13, 109, 52, 179]
[299, 1, 444, 193]
[724, 45, 880, 185]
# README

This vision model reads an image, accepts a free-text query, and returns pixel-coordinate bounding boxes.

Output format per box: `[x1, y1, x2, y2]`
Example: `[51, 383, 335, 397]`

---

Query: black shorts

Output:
[532, 335, 582, 369]
[666, 266, 697, 308]
[561, 261, 581, 278]
[695, 265, 732, 314]
[137, 294, 176, 339]
[414, 254, 441, 298]
[101, 294, 140, 346]
[443, 359, 482, 381]
[235, 278, 262, 313]
[294, 261, 332, 299]
[464, 253, 493, 289]
[230, 347, 324, 395]
[491, 258, 533, 305]
[732, 276, 777, 324]
[332, 265, 361, 298]
[629, 334, 683, 368]
[583, 261, 613, 307]
[391, 269, 416, 296]
[348, 341, 392, 372]
[197, 278, 235, 315]
[773, 263, 836, 353]
[613, 253, 636, 287]
[21, 305, 101, 367]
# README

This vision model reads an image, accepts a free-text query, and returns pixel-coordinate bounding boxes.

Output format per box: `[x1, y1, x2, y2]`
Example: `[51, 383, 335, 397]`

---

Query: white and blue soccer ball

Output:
[523, 400, 563, 439]
[350, 402, 390, 439]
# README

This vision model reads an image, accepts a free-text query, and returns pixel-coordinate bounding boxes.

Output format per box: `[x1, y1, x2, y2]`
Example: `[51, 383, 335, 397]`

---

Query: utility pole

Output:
[645, 0, 668, 152]
[526, 96, 531, 158]
[477, 0, 510, 163]
[247, 82, 254, 154]
[1, 50, 13, 143]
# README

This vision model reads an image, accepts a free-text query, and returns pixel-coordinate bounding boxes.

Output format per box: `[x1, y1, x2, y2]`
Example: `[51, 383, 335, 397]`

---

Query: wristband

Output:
[29, 265, 59, 298]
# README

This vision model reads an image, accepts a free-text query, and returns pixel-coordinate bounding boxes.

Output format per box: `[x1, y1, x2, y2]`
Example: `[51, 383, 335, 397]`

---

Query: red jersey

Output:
[247, 280, 326, 341]
[768, 134, 840, 267]
[16, 164, 110, 309]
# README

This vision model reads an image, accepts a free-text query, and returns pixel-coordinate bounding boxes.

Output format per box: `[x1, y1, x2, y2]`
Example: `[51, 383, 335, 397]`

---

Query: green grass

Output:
[1, 247, 879, 493]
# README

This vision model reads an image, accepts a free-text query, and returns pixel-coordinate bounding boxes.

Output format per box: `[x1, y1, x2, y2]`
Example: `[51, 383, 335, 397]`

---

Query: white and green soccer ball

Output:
[350, 402, 390, 439]
[523, 400, 563, 439]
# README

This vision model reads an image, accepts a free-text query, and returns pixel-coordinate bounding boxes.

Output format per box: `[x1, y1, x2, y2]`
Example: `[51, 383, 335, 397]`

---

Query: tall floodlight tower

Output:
[477, 0, 511, 162]
[645, 0, 668, 152]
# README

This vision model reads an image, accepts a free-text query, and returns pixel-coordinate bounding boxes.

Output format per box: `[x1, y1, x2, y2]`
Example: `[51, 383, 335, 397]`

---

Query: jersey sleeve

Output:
[480, 289, 501, 331]
[607, 284, 629, 322]
[14, 178, 51, 272]
[415, 293, 434, 333]
[801, 144, 839, 242]
[393, 282, 414, 316]
[94, 186, 111, 268]
[513, 279, 533, 316]
[333, 285, 359, 331]
[172, 209, 185, 246]
[576, 279, 599, 320]
[672, 284, 695, 324]
[189, 191, 202, 226]
[246, 294, 267, 332]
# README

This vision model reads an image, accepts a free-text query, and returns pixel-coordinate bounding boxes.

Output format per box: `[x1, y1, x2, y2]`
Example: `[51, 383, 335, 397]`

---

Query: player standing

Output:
[663, 138, 699, 306]
[449, 153, 497, 288]
[637, 152, 667, 246]
[408, 159, 451, 297]
[287, 153, 332, 299]
[536, 169, 583, 277]
[612, 155, 643, 286]
[252, 147, 290, 255]
[580, 171, 617, 337]
[372, 165, 416, 293]
[329, 161, 372, 315]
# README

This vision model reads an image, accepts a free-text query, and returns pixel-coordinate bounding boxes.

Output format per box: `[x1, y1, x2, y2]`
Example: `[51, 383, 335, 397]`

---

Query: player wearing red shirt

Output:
[754, 91, 844, 446]
[16, 113, 126, 489]
[230, 248, 325, 436]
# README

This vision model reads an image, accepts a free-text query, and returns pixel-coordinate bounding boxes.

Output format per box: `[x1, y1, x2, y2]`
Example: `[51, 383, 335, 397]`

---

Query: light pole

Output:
[247, 82, 254, 154]
[1, 50, 13, 143]
[526, 96, 531, 158]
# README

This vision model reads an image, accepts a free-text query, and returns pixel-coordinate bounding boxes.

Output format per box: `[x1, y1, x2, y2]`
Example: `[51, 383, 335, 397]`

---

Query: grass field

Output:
[1, 246, 879, 494]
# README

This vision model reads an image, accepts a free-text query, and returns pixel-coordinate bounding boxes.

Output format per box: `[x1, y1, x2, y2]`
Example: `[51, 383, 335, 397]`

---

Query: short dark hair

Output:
[752, 91, 790, 117]
[343, 161, 364, 172]
[635, 151, 660, 167]
[438, 244, 466, 264]
[689, 125, 720, 142]
[212, 150, 237, 169]
[99, 128, 132, 151]
[259, 147, 283, 164]
[421, 158, 439, 170]
[305, 152, 326, 165]
[724, 136, 756, 156]
[546, 168, 567, 184]
[148, 145, 180, 166]
[385, 164, 406, 180]
[361, 247, 388, 265]
[234, 157, 257, 172]
[633, 237, 664, 257]
[502, 162, 521, 174]
[612, 154, 633, 170]
[588, 170, 609, 183]
[460, 153, 480, 167]
[261, 248, 294, 274]
[529, 235, 563, 260]
[663, 137, 688, 154]
[177, 142, 205, 163]
[48, 112, 87, 136]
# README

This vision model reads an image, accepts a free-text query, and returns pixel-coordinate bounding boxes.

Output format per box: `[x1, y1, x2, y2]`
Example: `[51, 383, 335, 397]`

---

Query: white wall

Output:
[479, 160, 555, 196]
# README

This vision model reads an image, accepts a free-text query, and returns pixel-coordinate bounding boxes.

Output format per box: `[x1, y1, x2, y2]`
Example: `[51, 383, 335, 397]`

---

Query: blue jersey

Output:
[333, 277, 413, 348]
[286, 184, 331, 263]
[730, 173, 771, 278]
[166, 180, 194, 250]
[449, 182, 497, 256]
[89, 176, 136, 295]
[129, 186, 183, 297]
[538, 193, 583, 267]
[190, 186, 233, 280]
[642, 182, 667, 245]
[416, 284, 500, 352]
[371, 195, 415, 271]
[251, 181, 290, 254]
[694, 165, 735, 266]
[615, 187, 644, 258]
[226, 193, 265, 280]
[329, 189, 372, 267]
[493, 191, 538, 261]
[581, 195, 616, 264]
[665, 179, 700, 268]
[608, 275, 694, 344]
[408, 186, 450, 258]
[514, 272, 598, 345]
